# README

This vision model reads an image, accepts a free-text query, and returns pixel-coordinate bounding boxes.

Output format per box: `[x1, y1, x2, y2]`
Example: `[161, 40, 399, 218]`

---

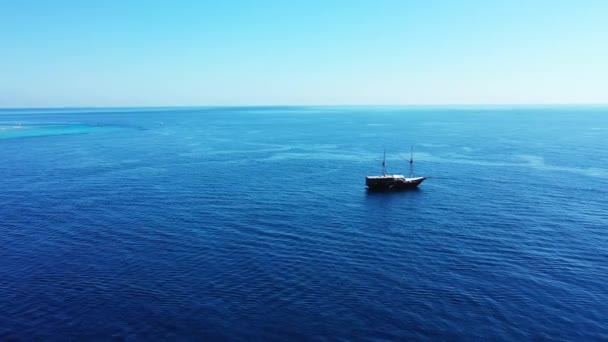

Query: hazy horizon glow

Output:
[1, 1, 607, 107]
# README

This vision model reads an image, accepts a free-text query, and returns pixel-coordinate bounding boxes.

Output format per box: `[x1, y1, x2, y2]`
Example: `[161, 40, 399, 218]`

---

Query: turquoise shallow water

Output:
[1, 106, 608, 339]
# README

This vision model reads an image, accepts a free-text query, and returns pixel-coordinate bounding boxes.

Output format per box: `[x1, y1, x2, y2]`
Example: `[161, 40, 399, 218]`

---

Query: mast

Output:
[409, 145, 414, 178]
[382, 148, 387, 176]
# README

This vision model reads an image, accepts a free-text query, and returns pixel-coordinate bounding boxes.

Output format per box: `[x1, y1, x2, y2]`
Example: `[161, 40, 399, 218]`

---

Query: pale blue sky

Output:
[1, 0, 607, 107]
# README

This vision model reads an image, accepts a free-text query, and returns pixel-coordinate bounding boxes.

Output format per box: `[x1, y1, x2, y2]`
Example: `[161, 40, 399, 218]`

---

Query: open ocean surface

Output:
[1, 106, 608, 340]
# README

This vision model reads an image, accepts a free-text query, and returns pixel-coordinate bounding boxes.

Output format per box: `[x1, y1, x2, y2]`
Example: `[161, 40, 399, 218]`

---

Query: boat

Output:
[366, 146, 427, 191]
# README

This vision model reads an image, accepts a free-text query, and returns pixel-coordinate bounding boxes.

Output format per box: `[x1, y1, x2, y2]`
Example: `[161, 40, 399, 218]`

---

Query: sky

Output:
[1, 0, 607, 107]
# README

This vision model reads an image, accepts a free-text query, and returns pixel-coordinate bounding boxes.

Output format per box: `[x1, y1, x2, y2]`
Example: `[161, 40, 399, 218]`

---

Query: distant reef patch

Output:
[0, 123, 124, 140]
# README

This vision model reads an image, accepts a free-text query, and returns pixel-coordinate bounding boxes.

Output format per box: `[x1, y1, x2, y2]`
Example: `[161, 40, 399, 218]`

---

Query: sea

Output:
[1, 106, 607, 340]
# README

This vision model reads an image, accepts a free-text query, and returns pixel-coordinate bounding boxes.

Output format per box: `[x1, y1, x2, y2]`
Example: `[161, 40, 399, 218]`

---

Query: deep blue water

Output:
[1, 106, 608, 340]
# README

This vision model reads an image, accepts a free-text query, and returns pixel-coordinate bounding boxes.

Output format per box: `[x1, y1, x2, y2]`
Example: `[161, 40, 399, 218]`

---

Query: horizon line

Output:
[1, 102, 608, 110]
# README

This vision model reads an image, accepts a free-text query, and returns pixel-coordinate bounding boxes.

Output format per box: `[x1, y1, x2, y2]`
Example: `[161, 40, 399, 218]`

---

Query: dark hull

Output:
[366, 177, 426, 191]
